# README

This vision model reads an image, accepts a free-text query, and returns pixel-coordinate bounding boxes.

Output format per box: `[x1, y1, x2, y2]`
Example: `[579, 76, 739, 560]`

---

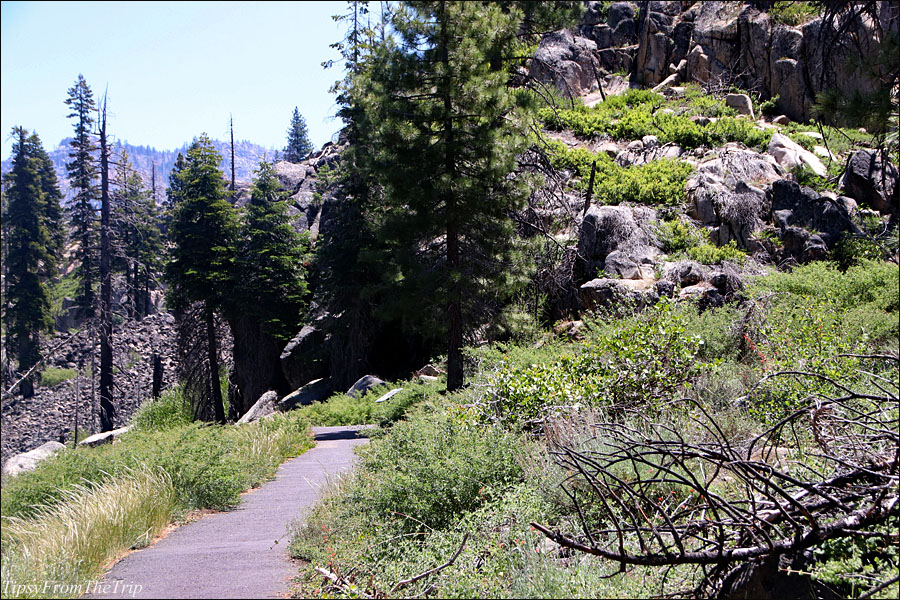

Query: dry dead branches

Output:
[532, 356, 899, 595]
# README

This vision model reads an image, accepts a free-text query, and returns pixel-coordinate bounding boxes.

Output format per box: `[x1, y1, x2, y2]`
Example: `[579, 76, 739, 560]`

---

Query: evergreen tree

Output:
[352, 1, 541, 390]
[65, 74, 98, 318]
[5, 128, 61, 397]
[284, 107, 314, 162]
[112, 147, 163, 319]
[165, 134, 237, 422]
[227, 160, 309, 415]
[237, 160, 309, 340]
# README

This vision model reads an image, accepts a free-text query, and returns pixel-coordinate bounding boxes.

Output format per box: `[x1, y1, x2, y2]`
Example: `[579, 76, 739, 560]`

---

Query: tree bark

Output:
[98, 95, 115, 432]
[206, 308, 226, 423]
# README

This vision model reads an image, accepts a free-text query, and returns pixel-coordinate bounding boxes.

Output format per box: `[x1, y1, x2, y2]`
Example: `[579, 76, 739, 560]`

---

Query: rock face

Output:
[725, 93, 754, 118]
[280, 324, 330, 391]
[841, 149, 898, 214]
[771, 180, 856, 248]
[535, 1, 898, 124]
[686, 148, 785, 249]
[236, 391, 278, 425]
[2, 441, 65, 477]
[577, 205, 659, 283]
[531, 29, 601, 97]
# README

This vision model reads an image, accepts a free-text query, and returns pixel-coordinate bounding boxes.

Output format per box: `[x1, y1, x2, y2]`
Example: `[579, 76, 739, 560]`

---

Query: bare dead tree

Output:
[98, 92, 116, 432]
[532, 356, 899, 597]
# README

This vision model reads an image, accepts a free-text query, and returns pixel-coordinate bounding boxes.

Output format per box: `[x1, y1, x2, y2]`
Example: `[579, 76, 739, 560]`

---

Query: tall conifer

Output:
[283, 107, 314, 163]
[5, 128, 61, 397]
[65, 74, 98, 317]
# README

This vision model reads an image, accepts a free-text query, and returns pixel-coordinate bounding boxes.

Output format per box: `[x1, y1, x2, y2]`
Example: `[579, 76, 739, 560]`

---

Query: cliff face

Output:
[531, 0, 899, 123]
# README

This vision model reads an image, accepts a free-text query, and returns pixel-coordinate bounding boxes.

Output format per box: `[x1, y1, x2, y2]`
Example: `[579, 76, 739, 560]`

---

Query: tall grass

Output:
[1, 469, 176, 599]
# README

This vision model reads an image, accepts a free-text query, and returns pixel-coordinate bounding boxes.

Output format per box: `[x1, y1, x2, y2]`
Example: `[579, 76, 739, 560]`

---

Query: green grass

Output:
[1, 469, 177, 599]
[768, 0, 820, 26]
[295, 379, 442, 426]
[37, 368, 77, 388]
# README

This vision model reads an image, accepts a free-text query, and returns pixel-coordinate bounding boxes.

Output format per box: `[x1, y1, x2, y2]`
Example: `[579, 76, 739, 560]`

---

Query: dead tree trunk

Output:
[98, 94, 115, 432]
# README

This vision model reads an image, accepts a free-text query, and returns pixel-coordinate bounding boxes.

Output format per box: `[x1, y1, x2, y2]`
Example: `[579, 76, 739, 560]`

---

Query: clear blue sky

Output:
[1, 1, 347, 158]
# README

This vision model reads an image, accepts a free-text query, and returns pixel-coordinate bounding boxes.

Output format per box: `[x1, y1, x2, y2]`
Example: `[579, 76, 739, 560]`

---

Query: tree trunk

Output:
[152, 353, 163, 399]
[98, 96, 115, 432]
[206, 308, 226, 423]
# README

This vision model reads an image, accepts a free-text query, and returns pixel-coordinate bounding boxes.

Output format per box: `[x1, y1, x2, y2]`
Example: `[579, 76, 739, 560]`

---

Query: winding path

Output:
[85, 426, 369, 599]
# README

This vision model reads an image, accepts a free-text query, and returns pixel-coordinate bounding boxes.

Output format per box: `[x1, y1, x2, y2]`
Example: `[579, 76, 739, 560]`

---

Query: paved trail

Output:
[85, 426, 369, 599]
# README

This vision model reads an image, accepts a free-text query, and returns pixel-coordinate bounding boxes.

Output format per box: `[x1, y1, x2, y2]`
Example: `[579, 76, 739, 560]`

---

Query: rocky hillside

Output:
[533, 0, 898, 123]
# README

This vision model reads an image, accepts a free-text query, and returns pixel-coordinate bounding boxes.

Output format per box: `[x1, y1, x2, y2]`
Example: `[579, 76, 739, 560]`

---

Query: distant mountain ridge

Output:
[1, 137, 276, 202]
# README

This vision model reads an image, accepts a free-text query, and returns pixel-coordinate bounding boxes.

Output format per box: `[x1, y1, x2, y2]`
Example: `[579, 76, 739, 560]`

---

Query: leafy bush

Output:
[488, 300, 707, 424]
[547, 141, 694, 206]
[758, 94, 781, 117]
[768, 1, 820, 25]
[296, 380, 439, 426]
[687, 240, 748, 265]
[541, 96, 773, 151]
[657, 218, 708, 253]
[38, 368, 77, 388]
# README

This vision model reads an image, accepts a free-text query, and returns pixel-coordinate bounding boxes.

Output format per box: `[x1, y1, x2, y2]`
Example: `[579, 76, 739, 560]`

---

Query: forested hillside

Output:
[1, 1, 898, 599]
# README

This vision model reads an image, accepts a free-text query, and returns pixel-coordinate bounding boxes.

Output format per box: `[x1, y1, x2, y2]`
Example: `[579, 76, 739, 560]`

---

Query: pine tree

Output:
[228, 160, 309, 415]
[65, 74, 98, 318]
[238, 160, 308, 340]
[112, 147, 163, 319]
[5, 128, 61, 397]
[283, 107, 314, 163]
[165, 134, 237, 422]
[353, 1, 540, 390]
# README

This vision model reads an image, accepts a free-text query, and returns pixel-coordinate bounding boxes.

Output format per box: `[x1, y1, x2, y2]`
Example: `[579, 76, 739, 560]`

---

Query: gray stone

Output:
[2, 441, 65, 477]
[579, 277, 656, 311]
[771, 179, 855, 246]
[530, 29, 599, 98]
[280, 324, 329, 390]
[346, 375, 386, 399]
[773, 115, 791, 125]
[278, 378, 334, 411]
[725, 93, 754, 118]
[236, 391, 278, 425]
[768, 133, 827, 178]
[80, 426, 131, 448]
[664, 260, 706, 287]
[841, 149, 898, 214]
[374, 388, 404, 404]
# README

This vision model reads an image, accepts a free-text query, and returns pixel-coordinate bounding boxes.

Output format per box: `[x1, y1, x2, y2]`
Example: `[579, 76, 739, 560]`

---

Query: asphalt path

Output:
[84, 426, 369, 599]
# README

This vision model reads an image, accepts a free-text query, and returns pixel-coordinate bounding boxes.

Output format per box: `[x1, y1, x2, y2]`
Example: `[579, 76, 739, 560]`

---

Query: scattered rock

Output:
[236, 391, 278, 425]
[840, 149, 898, 214]
[553, 320, 585, 340]
[277, 378, 334, 411]
[2, 441, 65, 477]
[80, 426, 132, 448]
[419, 375, 440, 384]
[415, 365, 444, 377]
[725, 93, 754, 118]
[375, 388, 404, 404]
[580, 277, 657, 311]
[663, 260, 706, 287]
[346, 375, 387, 398]
[768, 133, 827, 178]
[772, 115, 791, 126]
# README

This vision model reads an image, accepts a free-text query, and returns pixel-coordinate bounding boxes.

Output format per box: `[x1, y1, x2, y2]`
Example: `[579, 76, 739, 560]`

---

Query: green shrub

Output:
[38, 368, 77, 388]
[657, 218, 708, 253]
[488, 300, 707, 424]
[759, 94, 781, 117]
[547, 141, 694, 206]
[296, 380, 439, 426]
[768, 1, 820, 26]
[687, 240, 747, 265]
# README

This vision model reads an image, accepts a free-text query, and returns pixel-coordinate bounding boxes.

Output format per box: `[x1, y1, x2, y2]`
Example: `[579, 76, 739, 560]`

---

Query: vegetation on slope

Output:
[288, 259, 899, 599]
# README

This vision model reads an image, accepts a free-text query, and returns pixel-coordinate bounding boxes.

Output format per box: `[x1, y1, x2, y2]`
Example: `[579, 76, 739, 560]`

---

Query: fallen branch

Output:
[390, 533, 468, 593]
